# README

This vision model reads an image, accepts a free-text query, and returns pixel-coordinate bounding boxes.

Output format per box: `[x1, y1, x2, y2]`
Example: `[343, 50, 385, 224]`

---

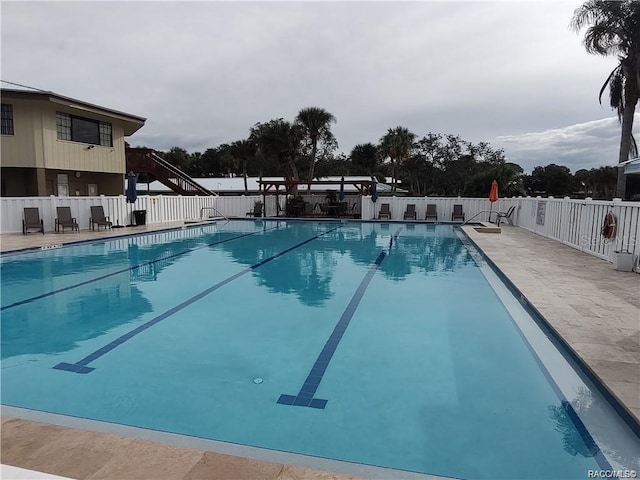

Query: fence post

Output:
[612, 197, 623, 257]
[49, 195, 57, 232]
[559, 196, 570, 244]
[580, 197, 592, 252]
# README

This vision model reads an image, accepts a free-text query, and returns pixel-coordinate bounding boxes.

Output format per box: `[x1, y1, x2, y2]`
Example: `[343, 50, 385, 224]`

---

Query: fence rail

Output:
[360, 195, 639, 263]
[2, 195, 638, 265]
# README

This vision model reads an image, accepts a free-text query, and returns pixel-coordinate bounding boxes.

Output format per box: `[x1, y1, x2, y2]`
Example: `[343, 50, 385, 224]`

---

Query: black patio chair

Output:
[451, 204, 465, 222]
[22, 207, 44, 234]
[55, 206, 79, 232]
[90, 206, 112, 231]
[425, 204, 438, 222]
[378, 203, 391, 220]
[403, 204, 416, 220]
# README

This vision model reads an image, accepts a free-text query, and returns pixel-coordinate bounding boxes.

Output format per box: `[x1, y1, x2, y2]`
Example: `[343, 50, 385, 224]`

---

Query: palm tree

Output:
[295, 107, 337, 181]
[571, 0, 640, 199]
[229, 139, 256, 195]
[379, 127, 416, 194]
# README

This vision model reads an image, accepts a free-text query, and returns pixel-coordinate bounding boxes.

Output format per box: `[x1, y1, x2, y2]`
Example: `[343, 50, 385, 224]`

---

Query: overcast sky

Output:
[2, 1, 636, 173]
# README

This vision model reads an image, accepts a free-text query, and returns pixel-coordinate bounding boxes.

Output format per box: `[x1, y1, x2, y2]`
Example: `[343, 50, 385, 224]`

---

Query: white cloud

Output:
[492, 114, 640, 172]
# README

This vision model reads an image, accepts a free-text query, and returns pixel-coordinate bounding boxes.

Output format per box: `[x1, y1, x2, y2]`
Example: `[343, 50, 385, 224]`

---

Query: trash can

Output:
[133, 210, 147, 226]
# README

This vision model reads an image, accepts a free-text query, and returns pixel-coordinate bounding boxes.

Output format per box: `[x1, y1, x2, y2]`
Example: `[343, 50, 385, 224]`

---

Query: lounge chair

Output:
[425, 204, 438, 222]
[55, 206, 79, 233]
[495, 206, 516, 226]
[337, 202, 348, 217]
[304, 202, 315, 217]
[22, 207, 44, 234]
[246, 201, 263, 217]
[403, 204, 416, 220]
[451, 204, 465, 222]
[90, 206, 112, 231]
[378, 203, 391, 220]
[348, 202, 357, 218]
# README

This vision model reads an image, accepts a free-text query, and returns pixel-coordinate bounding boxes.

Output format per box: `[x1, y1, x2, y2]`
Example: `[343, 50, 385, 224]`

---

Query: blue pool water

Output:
[1, 220, 638, 479]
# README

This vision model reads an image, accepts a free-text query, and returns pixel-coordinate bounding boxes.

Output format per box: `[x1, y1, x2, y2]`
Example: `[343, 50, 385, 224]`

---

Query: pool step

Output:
[474, 221, 501, 234]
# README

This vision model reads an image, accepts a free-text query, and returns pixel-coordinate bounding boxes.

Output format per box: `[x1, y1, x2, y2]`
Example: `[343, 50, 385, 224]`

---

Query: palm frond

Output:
[599, 65, 623, 106]
[609, 70, 624, 119]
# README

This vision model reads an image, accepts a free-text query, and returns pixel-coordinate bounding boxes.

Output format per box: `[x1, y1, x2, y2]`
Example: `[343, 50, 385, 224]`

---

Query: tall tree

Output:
[379, 127, 416, 194]
[525, 164, 573, 196]
[571, 0, 640, 198]
[350, 143, 379, 176]
[229, 139, 257, 194]
[295, 107, 337, 181]
[249, 119, 302, 191]
[161, 146, 190, 171]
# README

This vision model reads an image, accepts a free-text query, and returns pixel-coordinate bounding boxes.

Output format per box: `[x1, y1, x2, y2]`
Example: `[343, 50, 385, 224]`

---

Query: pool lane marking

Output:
[278, 227, 402, 409]
[1, 226, 280, 312]
[53, 226, 340, 374]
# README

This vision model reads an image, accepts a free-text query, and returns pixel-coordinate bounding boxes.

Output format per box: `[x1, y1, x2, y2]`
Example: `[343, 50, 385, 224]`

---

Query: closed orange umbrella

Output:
[489, 180, 498, 221]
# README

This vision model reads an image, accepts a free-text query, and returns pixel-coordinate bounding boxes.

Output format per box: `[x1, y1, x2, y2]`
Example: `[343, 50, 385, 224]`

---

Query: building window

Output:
[56, 112, 112, 147]
[99, 122, 112, 147]
[1, 104, 14, 135]
[56, 112, 71, 140]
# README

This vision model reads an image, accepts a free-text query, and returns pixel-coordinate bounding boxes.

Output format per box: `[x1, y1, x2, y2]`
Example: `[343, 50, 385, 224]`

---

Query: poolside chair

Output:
[403, 204, 416, 220]
[378, 203, 391, 220]
[451, 204, 465, 222]
[246, 201, 263, 217]
[348, 202, 357, 218]
[304, 202, 315, 217]
[337, 202, 348, 217]
[55, 206, 79, 233]
[22, 207, 44, 235]
[90, 206, 112, 231]
[425, 204, 438, 222]
[495, 205, 516, 226]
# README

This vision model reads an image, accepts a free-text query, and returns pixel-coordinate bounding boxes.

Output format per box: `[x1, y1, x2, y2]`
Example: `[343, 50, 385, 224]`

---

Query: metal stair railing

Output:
[462, 210, 495, 225]
[200, 206, 228, 222]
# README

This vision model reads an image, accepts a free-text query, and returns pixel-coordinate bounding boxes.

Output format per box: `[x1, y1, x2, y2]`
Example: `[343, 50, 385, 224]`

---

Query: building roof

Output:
[137, 176, 398, 194]
[619, 157, 640, 175]
[1, 86, 146, 136]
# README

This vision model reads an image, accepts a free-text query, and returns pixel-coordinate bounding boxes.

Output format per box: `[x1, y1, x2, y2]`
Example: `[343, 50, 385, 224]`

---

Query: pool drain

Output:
[253, 377, 263, 384]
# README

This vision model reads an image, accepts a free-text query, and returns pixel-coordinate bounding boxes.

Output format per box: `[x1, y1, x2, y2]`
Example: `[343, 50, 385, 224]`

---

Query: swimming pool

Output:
[1, 220, 638, 479]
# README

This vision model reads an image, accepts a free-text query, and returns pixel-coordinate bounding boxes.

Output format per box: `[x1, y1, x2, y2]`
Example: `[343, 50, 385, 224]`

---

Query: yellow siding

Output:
[41, 103, 125, 174]
[0, 99, 40, 168]
[1, 97, 128, 174]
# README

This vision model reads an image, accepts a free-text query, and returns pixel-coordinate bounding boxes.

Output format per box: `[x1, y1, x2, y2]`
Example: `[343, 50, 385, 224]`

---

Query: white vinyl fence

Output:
[2, 194, 638, 265]
[360, 195, 640, 263]
[0, 194, 263, 234]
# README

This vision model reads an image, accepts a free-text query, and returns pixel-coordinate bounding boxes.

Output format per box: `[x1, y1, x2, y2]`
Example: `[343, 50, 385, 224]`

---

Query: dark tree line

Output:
[138, 105, 638, 200]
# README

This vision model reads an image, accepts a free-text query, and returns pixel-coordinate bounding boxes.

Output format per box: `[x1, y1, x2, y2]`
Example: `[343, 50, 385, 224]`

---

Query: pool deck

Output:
[1, 221, 638, 479]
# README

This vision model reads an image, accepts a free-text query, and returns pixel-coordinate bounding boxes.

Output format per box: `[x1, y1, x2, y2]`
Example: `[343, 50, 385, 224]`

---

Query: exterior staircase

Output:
[125, 147, 214, 196]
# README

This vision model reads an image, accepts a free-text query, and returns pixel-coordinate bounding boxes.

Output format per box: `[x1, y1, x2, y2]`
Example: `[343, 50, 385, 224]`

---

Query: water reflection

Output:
[1, 273, 152, 360]
[549, 400, 599, 457]
[0, 226, 252, 308]
[0, 225, 255, 359]
[220, 223, 474, 306]
[1, 223, 478, 359]
[549, 387, 640, 469]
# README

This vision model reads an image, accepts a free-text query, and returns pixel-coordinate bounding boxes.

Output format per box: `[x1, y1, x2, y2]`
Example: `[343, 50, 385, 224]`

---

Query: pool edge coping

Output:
[458, 225, 640, 437]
